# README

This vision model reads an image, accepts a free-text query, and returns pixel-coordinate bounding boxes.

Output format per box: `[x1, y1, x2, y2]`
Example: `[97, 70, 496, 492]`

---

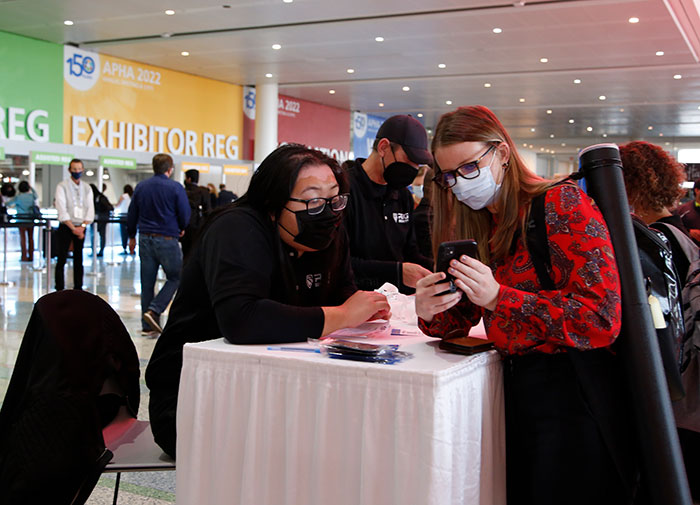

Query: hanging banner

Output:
[31, 151, 74, 165]
[224, 165, 250, 176]
[0, 31, 63, 143]
[63, 47, 243, 160]
[99, 155, 137, 169]
[242, 88, 352, 162]
[352, 112, 386, 160]
[182, 161, 210, 173]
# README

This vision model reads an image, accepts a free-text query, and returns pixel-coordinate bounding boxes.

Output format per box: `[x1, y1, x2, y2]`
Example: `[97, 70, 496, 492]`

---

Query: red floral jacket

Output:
[418, 184, 622, 356]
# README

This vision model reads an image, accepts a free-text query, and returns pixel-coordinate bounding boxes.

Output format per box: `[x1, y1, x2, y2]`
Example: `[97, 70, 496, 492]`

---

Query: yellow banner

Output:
[224, 164, 250, 176]
[182, 161, 210, 173]
[63, 47, 242, 160]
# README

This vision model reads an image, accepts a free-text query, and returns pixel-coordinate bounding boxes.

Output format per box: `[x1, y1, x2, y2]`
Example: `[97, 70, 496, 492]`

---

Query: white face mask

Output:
[412, 185, 424, 200]
[450, 151, 501, 210]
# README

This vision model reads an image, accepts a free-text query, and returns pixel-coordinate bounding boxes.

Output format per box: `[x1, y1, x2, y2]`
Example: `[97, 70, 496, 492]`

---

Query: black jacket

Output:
[343, 159, 432, 293]
[0, 290, 140, 504]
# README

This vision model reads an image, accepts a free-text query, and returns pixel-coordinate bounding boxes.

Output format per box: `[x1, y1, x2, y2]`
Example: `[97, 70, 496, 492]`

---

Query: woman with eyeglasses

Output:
[414, 106, 635, 504]
[146, 144, 390, 458]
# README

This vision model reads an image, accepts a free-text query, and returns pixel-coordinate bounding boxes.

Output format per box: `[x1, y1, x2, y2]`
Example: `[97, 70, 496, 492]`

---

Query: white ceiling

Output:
[1, 0, 700, 156]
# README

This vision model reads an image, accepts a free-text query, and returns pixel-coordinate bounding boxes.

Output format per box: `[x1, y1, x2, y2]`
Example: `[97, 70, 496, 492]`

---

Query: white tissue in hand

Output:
[376, 283, 416, 323]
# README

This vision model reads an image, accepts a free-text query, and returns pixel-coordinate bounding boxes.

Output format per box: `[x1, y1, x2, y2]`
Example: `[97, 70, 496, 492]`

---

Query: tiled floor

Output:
[0, 245, 176, 504]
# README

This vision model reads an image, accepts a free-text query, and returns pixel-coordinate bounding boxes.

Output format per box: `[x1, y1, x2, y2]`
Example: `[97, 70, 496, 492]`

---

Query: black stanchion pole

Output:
[579, 144, 691, 505]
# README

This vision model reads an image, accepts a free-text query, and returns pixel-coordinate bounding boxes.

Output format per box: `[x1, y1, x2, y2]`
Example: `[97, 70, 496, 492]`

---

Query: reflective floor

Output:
[0, 245, 175, 504]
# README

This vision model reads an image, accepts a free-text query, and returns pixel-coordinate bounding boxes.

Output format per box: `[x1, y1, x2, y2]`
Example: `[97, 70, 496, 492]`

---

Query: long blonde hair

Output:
[431, 106, 554, 264]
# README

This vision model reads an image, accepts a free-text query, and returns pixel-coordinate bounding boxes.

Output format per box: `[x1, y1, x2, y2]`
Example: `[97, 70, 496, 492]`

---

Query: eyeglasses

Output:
[433, 144, 498, 189]
[288, 193, 349, 215]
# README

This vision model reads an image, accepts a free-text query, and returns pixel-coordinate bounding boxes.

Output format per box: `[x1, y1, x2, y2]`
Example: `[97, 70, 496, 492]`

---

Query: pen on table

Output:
[391, 329, 420, 336]
[267, 346, 321, 353]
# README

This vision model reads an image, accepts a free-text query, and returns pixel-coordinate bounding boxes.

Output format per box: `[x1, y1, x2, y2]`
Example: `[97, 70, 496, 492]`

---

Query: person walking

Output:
[127, 154, 190, 336]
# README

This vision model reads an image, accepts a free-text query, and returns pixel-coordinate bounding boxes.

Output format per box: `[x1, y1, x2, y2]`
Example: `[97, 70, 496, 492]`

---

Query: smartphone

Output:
[435, 240, 478, 293]
[439, 336, 494, 355]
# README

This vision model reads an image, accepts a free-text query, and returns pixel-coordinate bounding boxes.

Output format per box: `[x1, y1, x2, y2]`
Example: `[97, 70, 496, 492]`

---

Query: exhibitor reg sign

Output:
[63, 47, 243, 160]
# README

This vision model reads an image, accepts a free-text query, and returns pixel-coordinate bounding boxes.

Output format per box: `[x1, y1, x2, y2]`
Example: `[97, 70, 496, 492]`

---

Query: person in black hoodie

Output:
[344, 115, 433, 294]
[146, 144, 390, 458]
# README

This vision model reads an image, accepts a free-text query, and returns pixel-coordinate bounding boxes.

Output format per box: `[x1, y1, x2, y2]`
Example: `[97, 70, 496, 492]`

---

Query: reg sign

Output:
[64, 46, 100, 91]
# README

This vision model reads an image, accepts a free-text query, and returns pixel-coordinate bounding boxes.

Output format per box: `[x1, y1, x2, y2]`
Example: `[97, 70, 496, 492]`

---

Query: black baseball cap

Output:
[376, 115, 433, 165]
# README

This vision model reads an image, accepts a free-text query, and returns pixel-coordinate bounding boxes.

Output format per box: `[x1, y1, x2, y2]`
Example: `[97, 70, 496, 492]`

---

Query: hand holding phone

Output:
[435, 240, 478, 294]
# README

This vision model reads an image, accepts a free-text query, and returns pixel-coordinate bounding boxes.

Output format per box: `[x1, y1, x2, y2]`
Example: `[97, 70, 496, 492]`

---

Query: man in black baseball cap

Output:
[343, 115, 433, 294]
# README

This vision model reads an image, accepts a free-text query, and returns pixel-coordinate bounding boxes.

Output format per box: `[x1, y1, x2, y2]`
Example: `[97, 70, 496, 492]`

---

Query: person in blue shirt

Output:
[9, 181, 38, 262]
[127, 154, 190, 336]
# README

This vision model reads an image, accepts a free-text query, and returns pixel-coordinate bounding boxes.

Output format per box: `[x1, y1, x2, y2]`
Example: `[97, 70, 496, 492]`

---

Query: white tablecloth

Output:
[176, 334, 505, 505]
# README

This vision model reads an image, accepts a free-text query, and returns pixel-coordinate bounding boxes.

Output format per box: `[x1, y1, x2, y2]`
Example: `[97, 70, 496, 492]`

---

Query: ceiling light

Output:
[272, 44, 282, 50]
[103, 174, 110, 180]
[529, 144, 533, 149]
[375, 36, 384, 42]
[540, 57, 548, 63]
[86, 170, 94, 177]
[540, 148, 545, 152]
[546, 109, 552, 114]
[283, 0, 293, 3]
[492, 27, 502, 34]
[569, 119, 575, 123]
[484, 83, 491, 88]
[523, 143, 527, 147]
[165, 9, 175, 15]
[417, 113, 423, 118]
[599, 95, 606, 100]
[666, 142, 670, 145]
[519, 98, 525, 103]
[656, 51, 664, 56]
[329, 89, 336, 94]
[698, 106, 700, 110]
[347, 68, 355, 74]
[602, 133, 608, 138]
[659, 133, 664, 137]
[628, 17, 639, 23]
[265, 73, 273, 78]
[445, 100, 453, 105]
[552, 150, 556, 154]
[402, 86, 410, 91]
[530, 128, 536, 132]
[674, 74, 682, 79]
[586, 126, 593, 131]
[378, 102, 384, 107]
[438, 63, 446, 69]
[619, 108, 625, 112]
[64, 20, 74, 26]
[22, 170, 29, 176]
[181, 51, 190, 56]
[648, 125, 653, 130]
[573, 79, 581, 84]
[549, 134, 554, 138]
[161, 32, 172, 38]
[561, 143, 566, 147]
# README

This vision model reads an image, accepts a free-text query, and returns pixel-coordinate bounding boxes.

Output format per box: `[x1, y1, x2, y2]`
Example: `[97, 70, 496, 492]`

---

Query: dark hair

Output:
[1, 182, 16, 198]
[184, 169, 200, 183]
[69, 158, 83, 170]
[123, 184, 133, 197]
[235, 143, 347, 219]
[152, 153, 173, 175]
[89, 183, 100, 197]
[18, 181, 30, 193]
[619, 141, 685, 213]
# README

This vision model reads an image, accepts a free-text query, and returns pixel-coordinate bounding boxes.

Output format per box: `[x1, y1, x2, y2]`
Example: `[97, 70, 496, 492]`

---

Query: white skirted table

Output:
[176, 333, 506, 505]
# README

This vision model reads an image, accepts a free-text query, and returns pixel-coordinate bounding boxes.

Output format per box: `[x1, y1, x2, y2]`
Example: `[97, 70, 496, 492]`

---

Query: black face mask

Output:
[280, 205, 342, 251]
[382, 146, 418, 189]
